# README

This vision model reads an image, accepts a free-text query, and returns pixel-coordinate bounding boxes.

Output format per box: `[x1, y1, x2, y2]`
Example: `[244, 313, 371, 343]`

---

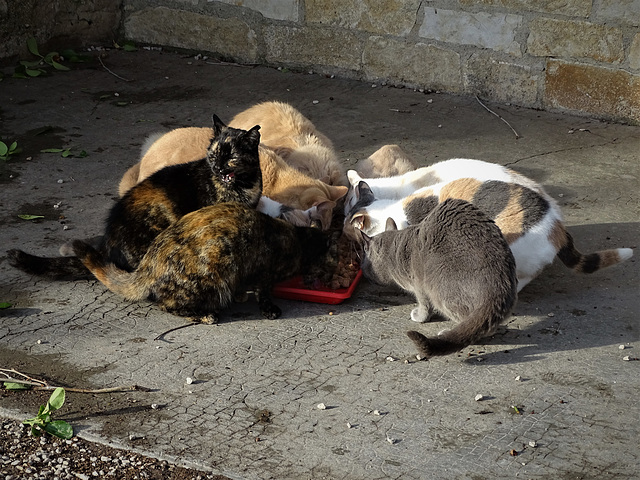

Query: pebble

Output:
[312, 100, 319, 104]
[316, 403, 326, 410]
[529, 441, 538, 448]
[619, 345, 626, 350]
[474, 394, 484, 402]
[186, 377, 194, 385]
[515, 375, 522, 381]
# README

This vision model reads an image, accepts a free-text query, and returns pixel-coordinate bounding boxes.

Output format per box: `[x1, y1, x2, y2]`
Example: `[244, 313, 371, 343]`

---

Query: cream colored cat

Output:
[119, 126, 347, 230]
[355, 144, 417, 179]
[229, 101, 347, 186]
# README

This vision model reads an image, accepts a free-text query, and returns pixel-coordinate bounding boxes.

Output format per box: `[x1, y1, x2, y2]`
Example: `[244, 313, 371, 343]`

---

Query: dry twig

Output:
[475, 95, 520, 139]
[0, 368, 150, 393]
[97, 55, 133, 82]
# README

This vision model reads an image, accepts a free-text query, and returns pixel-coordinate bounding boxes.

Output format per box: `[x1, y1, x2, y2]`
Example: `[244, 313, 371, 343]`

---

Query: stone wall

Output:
[4, 0, 636, 123]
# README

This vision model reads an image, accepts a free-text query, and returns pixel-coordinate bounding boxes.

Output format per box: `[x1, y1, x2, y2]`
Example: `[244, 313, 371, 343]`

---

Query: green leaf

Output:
[18, 214, 45, 220]
[45, 420, 73, 439]
[48, 387, 66, 410]
[51, 60, 70, 71]
[0, 142, 7, 156]
[76, 150, 88, 158]
[26, 68, 43, 77]
[122, 42, 138, 52]
[60, 148, 72, 157]
[30, 425, 44, 437]
[3, 382, 30, 390]
[9, 141, 17, 152]
[0, 302, 11, 309]
[20, 59, 43, 68]
[27, 37, 41, 57]
[40, 148, 64, 153]
[12, 72, 28, 79]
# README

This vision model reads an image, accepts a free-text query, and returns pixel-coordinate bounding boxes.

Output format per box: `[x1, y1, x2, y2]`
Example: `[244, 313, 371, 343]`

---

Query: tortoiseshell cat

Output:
[356, 198, 517, 358]
[8, 115, 262, 278]
[72, 202, 334, 323]
[345, 159, 633, 291]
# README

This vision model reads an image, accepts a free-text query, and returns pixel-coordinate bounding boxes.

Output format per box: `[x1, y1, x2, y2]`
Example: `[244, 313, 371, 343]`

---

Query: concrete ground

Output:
[0, 48, 638, 480]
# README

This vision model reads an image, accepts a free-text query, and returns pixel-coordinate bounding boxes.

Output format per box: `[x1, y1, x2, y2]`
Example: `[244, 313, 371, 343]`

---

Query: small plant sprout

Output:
[14, 37, 71, 78]
[22, 387, 73, 439]
[0, 140, 19, 161]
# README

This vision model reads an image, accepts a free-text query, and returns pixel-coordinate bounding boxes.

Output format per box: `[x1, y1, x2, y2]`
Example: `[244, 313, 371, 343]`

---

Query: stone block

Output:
[363, 36, 462, 92]
[419, 8, 522, 56]
[592, 0, 640, 25]
[124, 7, 258, 61]
[464, 53, 542, 106]
[545, 60, 640, 124]
[264, 25, 363, 71]
[527, 18, 624, 63]
[459, 0, 591, 17]
[212, 0, 299, 22]
[630, 34, 640, 71]
[306, 0, 420, 36]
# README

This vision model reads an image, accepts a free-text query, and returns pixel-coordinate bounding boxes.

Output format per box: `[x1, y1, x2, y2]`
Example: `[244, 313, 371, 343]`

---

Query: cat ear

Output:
[350, 212, 369, 231]
[328, 185, 348, 201]
[385, 217, 398, 231]
[347, 170, 362, 187]
[357, 181, 374, 200]
[274, 146, 294, 159]
[212, 114, 227, 137]
[243, 124, 261, 145]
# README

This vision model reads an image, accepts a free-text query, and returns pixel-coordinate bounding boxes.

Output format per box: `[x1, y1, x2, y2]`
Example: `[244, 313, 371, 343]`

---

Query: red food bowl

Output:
[273, 269, 363, 305]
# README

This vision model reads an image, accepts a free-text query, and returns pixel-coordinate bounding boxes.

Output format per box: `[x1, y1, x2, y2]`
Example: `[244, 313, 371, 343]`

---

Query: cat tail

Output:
[554, 223, 633, 273]
[71, 240, 149, 301]
[7, 249, 92, 279]
[406, 310, 507, 359]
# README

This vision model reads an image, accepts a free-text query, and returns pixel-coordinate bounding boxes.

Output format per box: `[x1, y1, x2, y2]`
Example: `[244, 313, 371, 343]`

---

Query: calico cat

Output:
[229, 101, 346, 186]
[343, 157, 541, 215]
[345, 161, 633, 291]
[354, 144, 417, 179]
[8, 115, 263, 278]
[356, 198, 517, 358]
[72, 202, 334, 323]
[119, 127, 347, 230]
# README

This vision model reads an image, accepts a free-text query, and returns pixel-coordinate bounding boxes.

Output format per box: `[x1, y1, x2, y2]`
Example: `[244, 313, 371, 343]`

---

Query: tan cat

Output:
[229, 101, 347, 186]
[118, 127, 348, 230]
[355, 144, 417, 179]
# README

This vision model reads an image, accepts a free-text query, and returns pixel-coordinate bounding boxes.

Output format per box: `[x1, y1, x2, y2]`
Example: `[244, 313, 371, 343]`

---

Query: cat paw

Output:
[199, 314, 219, 325]
[260, 303, 282, 320]
[410, 307, 430, 323]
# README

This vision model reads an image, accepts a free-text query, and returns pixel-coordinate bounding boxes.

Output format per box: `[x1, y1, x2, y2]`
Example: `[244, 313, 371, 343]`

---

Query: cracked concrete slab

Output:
[0, 49, 638, 479]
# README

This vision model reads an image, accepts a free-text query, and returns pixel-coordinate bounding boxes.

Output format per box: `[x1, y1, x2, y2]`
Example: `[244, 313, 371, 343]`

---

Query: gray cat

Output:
[356, 198, 518, 358]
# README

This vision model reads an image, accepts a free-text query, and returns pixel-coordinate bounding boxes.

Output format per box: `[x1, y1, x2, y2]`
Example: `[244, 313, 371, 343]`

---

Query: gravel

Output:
[0, 418, 230, 480]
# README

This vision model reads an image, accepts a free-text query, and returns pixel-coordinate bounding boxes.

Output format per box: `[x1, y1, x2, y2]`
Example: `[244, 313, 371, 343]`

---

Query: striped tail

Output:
[71, 240, 149, 301]
[555, 228, 633, 274]
[7, 249, 91, 279]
